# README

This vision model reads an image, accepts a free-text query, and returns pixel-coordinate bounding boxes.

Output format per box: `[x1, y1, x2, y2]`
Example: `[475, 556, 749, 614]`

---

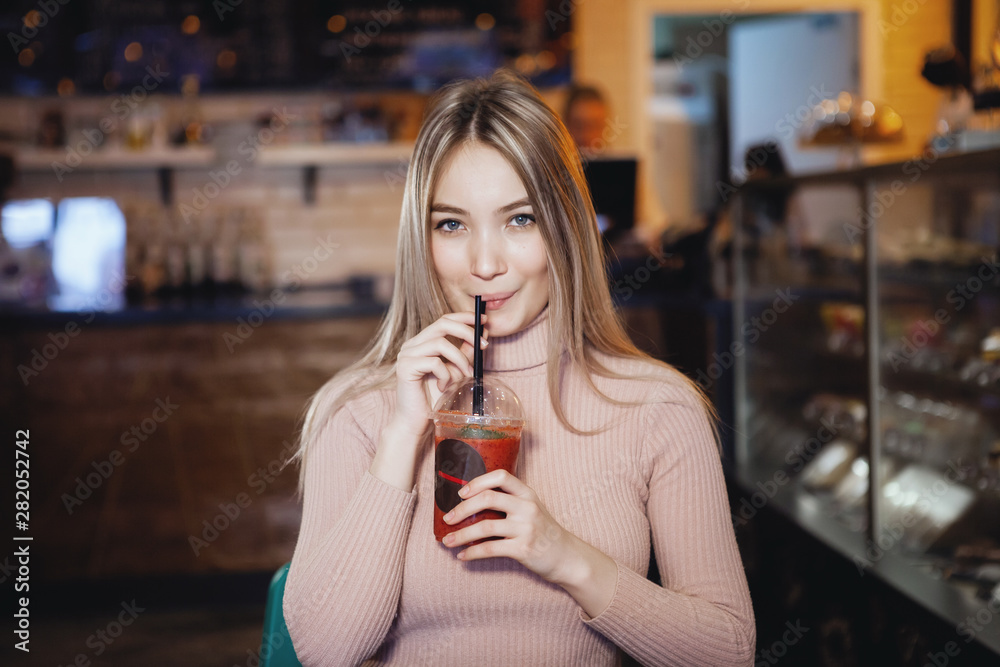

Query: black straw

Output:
[473, 295, 484, 415]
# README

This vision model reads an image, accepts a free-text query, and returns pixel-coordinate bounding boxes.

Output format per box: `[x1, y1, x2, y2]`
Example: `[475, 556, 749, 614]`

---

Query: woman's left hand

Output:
[442, 469, 620, 617]
[441, 469, 580, 584]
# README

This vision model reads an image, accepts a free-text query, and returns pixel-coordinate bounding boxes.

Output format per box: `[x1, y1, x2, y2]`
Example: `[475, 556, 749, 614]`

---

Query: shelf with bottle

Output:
[122, 202, 272, 303]
[10, 145, 217, 171]
[9, 142, 418, 172]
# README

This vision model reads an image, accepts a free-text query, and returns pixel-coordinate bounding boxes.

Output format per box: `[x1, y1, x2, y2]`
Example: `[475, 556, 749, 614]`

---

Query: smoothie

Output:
[433, 417, 521, 542]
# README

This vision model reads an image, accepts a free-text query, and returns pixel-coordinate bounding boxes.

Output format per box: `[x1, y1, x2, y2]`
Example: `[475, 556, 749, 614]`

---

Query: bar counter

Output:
[2, 281, 726, 582]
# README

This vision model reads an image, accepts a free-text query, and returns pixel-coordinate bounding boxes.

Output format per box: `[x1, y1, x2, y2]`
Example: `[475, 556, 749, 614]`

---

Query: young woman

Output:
[283, 69, 755, 666]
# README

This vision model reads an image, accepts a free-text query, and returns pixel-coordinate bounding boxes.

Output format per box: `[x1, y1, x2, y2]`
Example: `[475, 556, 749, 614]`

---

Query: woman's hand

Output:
[391, 311, 488, 437]
[371, 312, 487, 493]
[440, 470, 619, 617]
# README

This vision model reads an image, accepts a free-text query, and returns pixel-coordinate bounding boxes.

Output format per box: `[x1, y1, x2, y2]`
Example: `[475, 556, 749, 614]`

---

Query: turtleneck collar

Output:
[484, 305, 552, 372]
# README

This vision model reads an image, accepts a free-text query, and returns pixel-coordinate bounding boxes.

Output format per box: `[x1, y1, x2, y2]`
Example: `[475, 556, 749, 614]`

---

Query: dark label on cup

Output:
[435, 438, 485, 513]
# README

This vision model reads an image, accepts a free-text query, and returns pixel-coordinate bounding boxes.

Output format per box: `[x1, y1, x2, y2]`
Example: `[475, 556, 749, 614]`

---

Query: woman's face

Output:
[430, 142, 550, 338]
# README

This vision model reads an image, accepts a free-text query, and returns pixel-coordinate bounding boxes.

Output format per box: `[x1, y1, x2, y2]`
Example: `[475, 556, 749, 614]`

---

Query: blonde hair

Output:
[290, 69, 713, 491]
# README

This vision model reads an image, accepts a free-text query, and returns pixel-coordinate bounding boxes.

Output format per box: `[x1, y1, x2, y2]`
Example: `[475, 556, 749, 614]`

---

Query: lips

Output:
[479, 292, 515, 311]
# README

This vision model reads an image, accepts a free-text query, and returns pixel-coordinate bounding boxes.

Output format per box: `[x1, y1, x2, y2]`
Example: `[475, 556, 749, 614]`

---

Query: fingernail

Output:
[458, 486, 469, 497]
[443, 533, 455, 545]
[443, 511, 454, 522]
[481, 337, 489, 347]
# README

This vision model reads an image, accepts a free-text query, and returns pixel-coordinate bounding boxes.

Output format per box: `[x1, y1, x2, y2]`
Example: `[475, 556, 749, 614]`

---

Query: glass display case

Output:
[732, 147, 1000, 655]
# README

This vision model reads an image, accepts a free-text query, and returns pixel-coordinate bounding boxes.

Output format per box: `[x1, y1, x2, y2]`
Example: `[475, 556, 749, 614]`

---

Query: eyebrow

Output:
[430, 198, 532, 216]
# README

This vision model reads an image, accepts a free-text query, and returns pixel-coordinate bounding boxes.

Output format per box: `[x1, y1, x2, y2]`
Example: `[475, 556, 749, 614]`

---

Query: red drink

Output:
[433, 416, 522, 542]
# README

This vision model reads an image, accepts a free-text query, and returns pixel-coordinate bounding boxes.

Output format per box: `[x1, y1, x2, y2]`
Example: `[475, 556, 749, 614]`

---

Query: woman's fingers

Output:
[443, 519, 515, 549]
[399, 337, 479, 377]
[401, 312, 487, 352]
[393, 311, 490, 431]
[456, 469, 533, 501]
[443, 487, 523, 526]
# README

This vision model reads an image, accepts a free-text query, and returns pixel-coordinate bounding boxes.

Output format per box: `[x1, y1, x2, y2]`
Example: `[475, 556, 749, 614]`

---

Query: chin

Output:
[483, 313, 515, 337]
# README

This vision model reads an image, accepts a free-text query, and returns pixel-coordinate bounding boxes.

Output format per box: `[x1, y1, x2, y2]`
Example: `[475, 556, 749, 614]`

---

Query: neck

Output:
[484, 306, 551, 372]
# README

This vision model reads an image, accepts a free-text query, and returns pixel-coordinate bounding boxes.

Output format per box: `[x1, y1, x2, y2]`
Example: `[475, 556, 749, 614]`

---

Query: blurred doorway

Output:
[648, 12, 859, 232]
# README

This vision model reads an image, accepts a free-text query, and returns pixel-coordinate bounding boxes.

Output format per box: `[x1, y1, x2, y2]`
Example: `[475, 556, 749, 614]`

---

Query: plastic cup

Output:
[431, 376, 524, 543]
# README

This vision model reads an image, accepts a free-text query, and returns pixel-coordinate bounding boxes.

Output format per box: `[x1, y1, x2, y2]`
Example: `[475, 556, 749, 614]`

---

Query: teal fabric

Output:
[261, 562, 302, 667]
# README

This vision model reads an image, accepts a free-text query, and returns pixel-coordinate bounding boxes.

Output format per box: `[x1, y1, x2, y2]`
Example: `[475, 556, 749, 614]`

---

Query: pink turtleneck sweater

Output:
[284, 309, 755, 666]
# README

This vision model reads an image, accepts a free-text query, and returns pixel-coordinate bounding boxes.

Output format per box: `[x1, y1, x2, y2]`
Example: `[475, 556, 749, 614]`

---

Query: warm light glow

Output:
[57, 78, 76, 96]
[103, 71, 121, 91]
[883, 108, 903, 132]
[23, 11, 41, 29]
[475, 13, 495, 31]
[514, 54, 538, 75]
[124, 42, 143, 62]
[18, 48, 34, 67]
[860, 100, 875, 116]
[536, 50, 556, 70]
[836, 91, 852, 111]
[327, 15, 346, 33]
[182, 15, 201, 35]
[185, 122, 202, 143]
[181, 74, 200, 96]
[216, 49, 237, 69]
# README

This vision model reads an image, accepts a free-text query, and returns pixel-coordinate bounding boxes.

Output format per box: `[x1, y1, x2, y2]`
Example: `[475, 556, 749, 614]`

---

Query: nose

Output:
[469, 231, 506, 281]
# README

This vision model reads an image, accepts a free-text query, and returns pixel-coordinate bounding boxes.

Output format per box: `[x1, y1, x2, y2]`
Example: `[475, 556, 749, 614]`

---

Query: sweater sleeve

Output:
[283, 391, 418, 666]
[582, 391, 756, 666]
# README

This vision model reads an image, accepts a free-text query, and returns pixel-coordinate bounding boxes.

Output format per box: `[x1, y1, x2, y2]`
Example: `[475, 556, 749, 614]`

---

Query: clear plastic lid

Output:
[431, 376, 525, 426]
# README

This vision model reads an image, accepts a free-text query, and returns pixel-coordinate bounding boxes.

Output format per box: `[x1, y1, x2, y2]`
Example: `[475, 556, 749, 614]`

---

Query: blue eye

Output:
[510, 214, 535, 227]
[435, 219, 463, 232]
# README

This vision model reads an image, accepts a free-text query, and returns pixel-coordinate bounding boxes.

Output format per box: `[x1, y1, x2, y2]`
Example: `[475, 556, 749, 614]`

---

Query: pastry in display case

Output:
[733, 148, 1000, 656]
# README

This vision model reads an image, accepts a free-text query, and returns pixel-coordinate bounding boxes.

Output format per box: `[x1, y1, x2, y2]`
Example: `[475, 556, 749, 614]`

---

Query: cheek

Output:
[430, 241, 456, 284]
[523, 241, 549, 281]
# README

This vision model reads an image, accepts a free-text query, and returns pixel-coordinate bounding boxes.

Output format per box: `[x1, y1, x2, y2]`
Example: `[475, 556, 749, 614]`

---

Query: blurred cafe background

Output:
[2, 0, 1000, 664]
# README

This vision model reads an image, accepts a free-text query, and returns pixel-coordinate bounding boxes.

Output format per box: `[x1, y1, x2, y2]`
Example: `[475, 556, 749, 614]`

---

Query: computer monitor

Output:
[582, 157, 637, 244]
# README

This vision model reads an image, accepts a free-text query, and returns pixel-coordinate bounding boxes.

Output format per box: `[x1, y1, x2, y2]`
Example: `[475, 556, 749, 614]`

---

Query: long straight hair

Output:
[290, 69, 712, 491]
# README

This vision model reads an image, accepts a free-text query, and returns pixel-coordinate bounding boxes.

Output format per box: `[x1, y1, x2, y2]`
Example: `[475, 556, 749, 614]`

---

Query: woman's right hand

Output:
[390, 311, 488, 438]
